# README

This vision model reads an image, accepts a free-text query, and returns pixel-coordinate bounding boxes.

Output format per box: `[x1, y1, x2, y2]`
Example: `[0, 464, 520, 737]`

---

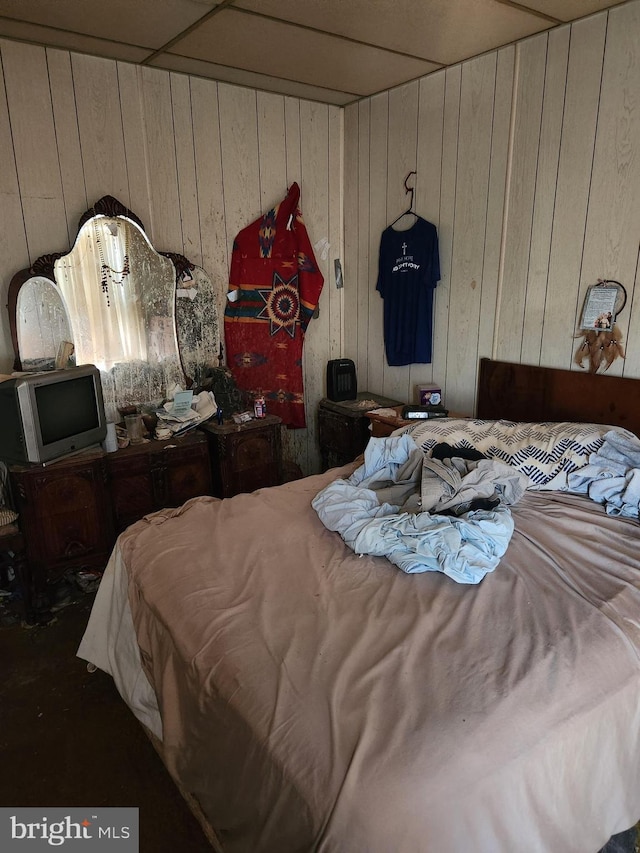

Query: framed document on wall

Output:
[579, 280, 626, 331]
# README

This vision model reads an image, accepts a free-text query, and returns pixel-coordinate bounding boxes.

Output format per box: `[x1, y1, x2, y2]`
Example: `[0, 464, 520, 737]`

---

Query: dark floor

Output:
[0, 590, 212, 852]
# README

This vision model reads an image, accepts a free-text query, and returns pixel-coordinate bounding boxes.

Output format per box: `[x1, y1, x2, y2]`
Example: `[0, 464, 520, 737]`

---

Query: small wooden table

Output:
[365, 406, 411, 437]
[366, 407, 468, 438]
[200, 414, 283, 498]
[318, 393, 402, 469]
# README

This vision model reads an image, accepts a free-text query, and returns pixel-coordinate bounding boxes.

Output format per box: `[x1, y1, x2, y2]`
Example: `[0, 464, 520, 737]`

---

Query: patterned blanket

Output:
[405, 418, 635, 490]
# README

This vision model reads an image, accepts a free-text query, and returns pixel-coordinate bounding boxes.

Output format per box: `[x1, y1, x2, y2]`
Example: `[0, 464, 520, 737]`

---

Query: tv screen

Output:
[36, 375, 100, 446]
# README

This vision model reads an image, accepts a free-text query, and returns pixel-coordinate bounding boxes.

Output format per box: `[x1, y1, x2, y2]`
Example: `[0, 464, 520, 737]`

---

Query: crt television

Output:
[0, 364, 107, 465]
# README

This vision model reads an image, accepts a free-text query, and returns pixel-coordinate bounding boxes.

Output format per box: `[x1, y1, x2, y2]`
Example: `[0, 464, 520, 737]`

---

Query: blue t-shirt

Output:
[376, 217, 440, 366]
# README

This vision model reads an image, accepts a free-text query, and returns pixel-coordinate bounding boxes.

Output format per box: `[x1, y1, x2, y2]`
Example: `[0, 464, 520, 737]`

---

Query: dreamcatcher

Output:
[573, 279, 626, 373]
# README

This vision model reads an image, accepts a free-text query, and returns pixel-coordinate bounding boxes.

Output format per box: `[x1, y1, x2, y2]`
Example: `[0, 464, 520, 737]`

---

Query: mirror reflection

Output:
[176, 264, 221, 390]
[54, 215, 185, 418]
[17, 276, 73, 371]
[56, 216, 152, 369]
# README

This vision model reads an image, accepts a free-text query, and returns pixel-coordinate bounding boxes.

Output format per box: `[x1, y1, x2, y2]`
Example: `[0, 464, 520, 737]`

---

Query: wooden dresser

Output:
[9, 431, 212, 607]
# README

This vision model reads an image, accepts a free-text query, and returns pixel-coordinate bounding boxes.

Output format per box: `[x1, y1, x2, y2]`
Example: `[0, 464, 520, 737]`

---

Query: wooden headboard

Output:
[477, 359, 640, 437]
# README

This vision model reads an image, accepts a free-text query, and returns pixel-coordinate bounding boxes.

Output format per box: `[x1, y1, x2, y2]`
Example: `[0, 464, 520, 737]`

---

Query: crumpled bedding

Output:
[312, 434, 528, 583]
[568, 429, 640, 518]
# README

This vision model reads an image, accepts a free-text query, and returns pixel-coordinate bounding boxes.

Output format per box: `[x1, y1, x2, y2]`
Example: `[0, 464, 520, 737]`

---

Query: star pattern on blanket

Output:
[257, 273, 300, 338]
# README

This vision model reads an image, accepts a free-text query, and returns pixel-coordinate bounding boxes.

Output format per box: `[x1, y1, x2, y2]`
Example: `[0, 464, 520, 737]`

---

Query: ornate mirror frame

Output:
[8, 196, 220, 412]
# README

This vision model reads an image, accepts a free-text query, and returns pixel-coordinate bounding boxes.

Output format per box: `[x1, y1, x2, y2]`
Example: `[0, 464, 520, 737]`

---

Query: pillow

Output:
[403, 419, 636, 490]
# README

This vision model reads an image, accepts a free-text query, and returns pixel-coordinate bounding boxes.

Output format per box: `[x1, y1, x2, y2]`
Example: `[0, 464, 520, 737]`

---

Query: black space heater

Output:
[326, 359, 357, 402]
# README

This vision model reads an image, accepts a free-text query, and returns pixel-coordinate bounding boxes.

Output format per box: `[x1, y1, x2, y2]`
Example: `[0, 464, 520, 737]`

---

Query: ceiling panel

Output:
[233, 0, 552, 64]
[0, 0, 215, 49]
[168, 8, 440, 96]
[149, 53, 356, 105]
[0, 21, 151, 64]
[0, 0, 632, 104]
[512, 0, 625, 22]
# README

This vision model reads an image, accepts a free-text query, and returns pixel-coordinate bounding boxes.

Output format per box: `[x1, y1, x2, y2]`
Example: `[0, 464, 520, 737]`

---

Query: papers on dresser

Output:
[156, 390, 217, 436]
[171, 390, 195, 418]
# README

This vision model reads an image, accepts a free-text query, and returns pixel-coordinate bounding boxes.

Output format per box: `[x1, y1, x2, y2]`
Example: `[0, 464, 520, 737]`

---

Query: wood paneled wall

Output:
[0, 41, 343, 474]
[344, 1, 640, 417]
[2, 1, 639, 474]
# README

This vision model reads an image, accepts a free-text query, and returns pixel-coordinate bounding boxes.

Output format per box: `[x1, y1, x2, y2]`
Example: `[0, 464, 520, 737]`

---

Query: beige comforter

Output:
[96, 465, 640, 852]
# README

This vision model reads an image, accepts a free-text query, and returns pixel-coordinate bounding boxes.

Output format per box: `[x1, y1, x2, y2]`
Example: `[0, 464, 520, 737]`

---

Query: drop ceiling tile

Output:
[149, 53, 356, 105]
[168, 8, 440, 96]
[0, 0, 627, 107]
[0, 20, 151, 63]
[0, 0, 217, 50]
[512, 0, 625, 23]
[233, 0, 552, 64]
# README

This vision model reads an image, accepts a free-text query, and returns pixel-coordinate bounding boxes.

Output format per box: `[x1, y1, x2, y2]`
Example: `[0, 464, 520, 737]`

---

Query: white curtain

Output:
[54, 214, 189, 419]
[54, 216, 149, 371]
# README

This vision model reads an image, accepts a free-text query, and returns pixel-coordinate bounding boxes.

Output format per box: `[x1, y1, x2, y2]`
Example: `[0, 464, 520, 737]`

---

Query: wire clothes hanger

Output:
[391, 171, 418, 227]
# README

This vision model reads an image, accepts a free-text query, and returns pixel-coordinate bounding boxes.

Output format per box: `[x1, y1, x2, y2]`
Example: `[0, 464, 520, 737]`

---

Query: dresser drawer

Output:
[107, 432, 211, 531]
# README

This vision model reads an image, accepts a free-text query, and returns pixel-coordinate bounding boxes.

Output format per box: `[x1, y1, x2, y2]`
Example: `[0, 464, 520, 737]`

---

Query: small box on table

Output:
[415, 383, 442, 407]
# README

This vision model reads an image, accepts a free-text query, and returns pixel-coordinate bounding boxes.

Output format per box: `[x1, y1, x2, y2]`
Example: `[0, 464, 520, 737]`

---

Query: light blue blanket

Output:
[312, 435, 520, 584]
[567, 429, 640, 519]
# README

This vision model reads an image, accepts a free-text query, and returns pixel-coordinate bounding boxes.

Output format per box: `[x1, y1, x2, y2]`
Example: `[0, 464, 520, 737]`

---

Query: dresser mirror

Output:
[14, 275, 73, 372]
[8, 196, 219, 421]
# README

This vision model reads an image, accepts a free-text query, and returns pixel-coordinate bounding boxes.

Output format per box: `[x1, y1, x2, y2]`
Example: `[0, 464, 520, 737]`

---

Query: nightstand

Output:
[200, 415, 283, 498]
[367, 406, 469, 438]
[318, 393, 402, 470]
[366, 406, 411, 437]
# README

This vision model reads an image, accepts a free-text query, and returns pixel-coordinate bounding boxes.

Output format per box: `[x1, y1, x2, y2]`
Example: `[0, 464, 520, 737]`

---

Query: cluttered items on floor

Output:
[0, 561, 102, 628]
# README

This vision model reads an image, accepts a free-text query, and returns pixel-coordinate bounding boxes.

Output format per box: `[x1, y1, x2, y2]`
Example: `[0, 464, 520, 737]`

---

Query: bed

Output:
[78, 359, 640, 852]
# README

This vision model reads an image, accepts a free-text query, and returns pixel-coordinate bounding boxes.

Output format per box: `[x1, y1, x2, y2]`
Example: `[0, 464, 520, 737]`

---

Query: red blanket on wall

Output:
[224, 183, 324, 428]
